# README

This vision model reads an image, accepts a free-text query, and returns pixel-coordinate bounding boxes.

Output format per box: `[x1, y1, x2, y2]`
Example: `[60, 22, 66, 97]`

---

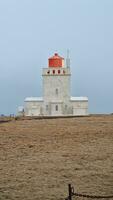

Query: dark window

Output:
[65, 105, 67, 110]
[46, 105, 48, 111]
[56, 105, 58, 111]
[53, 70, 55, 74]
[56, 88, 58, 95]
[58, 70, 60, 74]
[47, 70, 50, 74]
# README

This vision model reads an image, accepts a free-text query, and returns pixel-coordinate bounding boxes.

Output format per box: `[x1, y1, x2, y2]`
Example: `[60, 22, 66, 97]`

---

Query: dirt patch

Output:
[0, 115, 113, 200]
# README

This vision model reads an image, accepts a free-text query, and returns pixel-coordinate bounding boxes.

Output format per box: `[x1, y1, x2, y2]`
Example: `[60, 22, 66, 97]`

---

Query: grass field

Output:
[0, 115, 113, 200]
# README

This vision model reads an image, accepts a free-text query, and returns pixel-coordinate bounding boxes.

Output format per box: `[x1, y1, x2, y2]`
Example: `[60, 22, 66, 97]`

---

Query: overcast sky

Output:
[0, 0, 113, 115]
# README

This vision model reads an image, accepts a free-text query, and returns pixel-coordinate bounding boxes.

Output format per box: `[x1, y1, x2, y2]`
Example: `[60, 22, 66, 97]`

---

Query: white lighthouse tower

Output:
[22, 53, 88, 116]
[42, 53, 72, 116]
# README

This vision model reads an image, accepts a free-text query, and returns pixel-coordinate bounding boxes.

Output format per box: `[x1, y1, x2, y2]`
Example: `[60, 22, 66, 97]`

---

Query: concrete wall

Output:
[24, 101, 43, 116]
[70, 100, 88, 116]
[24, 99, 88, 116]
[42, 67, 71, 103]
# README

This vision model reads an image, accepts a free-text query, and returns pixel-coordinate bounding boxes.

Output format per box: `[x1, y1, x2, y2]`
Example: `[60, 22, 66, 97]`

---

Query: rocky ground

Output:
[0, 115, 113, 200]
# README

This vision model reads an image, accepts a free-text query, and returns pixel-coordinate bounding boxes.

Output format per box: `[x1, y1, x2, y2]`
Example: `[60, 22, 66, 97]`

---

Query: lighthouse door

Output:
[51, 103, 62, 116]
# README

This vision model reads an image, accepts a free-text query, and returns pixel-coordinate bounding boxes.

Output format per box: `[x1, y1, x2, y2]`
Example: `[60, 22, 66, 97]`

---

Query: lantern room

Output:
[48, 53, 64, 68]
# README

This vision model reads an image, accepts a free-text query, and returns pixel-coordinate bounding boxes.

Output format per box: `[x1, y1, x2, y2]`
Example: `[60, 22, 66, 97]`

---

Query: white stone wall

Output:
[70, 100, 88, 116]
[24, 100, 88, 116]
[49, 102, 63, 116]
[42, 67, 71, 103]
[24, 101, 43, 116]
[42, 67, 72, 116]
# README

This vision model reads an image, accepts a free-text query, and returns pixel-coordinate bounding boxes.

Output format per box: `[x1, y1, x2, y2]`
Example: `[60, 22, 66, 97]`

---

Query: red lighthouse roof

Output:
[48, 53, 64, 68]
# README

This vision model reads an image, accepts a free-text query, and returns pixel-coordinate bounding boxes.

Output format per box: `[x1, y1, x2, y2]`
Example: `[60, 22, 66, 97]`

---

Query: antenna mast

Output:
[66, 49, 70, 68]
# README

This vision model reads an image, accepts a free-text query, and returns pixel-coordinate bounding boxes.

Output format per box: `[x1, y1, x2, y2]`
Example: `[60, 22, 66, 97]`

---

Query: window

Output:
[55, 88, 58, 95]
[53, 70, 55, 74]
[55, 105, 58, 111]
[47, 70, 50, 74]
[58, 70, 60, 74]
[63, 70, 65, 74]
[65, 105, 67, 110]
[46, 105, 49, 111]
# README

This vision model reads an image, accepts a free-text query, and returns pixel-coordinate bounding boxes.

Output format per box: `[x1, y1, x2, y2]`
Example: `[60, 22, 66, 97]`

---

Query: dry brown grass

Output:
[0, 115, 113, 200]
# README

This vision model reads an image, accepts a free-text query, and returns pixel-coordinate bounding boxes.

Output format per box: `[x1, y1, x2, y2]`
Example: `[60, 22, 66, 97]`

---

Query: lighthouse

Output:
[20, 53, 88, 116]
[42, 53, 71, 116]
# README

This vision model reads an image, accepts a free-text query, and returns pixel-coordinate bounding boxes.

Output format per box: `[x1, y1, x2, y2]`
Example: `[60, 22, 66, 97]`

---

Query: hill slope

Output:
[0, 115, 113, 200]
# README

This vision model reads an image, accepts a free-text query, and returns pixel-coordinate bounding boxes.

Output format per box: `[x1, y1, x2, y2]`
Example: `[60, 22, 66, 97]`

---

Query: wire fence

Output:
[65, 184, 113, 200]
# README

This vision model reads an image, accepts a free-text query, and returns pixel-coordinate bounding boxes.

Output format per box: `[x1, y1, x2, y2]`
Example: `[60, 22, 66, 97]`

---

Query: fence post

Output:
[68, 184, 72, 200]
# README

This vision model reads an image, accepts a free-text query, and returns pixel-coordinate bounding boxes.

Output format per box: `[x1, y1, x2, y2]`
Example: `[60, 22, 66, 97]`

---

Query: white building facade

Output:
[21, 53, 88, 116]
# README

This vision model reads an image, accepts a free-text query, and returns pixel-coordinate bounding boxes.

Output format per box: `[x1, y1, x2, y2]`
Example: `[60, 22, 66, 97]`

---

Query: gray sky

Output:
[0, 0, 113, 115]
